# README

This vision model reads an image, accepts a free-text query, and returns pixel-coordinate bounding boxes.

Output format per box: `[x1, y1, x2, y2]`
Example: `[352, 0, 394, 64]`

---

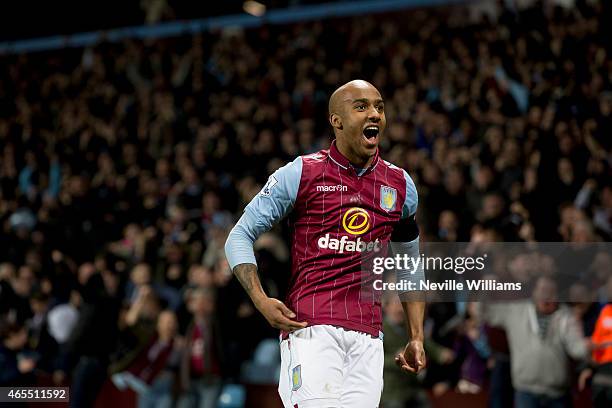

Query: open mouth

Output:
[363, 125, 379, 140]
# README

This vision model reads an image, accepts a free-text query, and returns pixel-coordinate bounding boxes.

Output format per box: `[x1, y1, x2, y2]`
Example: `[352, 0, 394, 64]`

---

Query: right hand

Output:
[395, 340, 427, 374]
[255, 297, 308, 332]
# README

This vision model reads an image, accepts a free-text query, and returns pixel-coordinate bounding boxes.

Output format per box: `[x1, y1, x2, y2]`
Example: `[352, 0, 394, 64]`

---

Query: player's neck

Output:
[335, 139, 374, 169]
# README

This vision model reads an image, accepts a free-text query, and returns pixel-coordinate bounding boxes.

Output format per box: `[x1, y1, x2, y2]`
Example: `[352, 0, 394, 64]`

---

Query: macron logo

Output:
[316, 185, 348, 192]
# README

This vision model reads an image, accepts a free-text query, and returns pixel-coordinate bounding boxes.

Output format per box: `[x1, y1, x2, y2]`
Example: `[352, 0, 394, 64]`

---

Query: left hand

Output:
[395, 340, 426, 374]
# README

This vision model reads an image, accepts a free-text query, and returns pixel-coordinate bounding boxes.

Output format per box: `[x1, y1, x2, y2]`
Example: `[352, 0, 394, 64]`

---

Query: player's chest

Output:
[295, 172, 402, 227]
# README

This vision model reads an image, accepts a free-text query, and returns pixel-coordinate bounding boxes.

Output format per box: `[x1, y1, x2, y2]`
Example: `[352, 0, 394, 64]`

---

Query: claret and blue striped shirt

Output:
[225, 140, 419, 337]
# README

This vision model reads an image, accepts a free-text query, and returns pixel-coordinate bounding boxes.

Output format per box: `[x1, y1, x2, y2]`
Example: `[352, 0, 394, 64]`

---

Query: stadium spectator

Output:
[179, 287, 223, 408]
[66, 272, 121, 407]
[111, 309, 183, 408]
[485, 277, 589, 407]
[125, 263, 182, 311]
[453, 307, 490, 395]
[579, 274, 612, 408]
[47, 288, 81, 385]
[0, 320, 37, 386]
[578, 277, 612, 408]
[25, 292, 58, 374]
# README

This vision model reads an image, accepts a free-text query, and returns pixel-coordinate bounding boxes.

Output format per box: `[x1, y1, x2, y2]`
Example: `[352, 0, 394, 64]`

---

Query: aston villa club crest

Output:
[292, 365, 302, 391]
[380, 185, 397, 211]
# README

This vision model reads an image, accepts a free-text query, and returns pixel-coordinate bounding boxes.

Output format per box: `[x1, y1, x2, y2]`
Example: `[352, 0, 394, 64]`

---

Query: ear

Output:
[329, 113, 343, 130]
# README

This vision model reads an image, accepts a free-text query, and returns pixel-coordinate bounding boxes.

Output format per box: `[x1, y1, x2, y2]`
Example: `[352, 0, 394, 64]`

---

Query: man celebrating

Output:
[225, 80, 425, 407]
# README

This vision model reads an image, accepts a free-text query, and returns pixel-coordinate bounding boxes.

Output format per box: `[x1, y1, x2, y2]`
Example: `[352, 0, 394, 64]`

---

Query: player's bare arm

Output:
[232, 263, 265, 301]
[396, 300, 426, 374]
[225, 152, 306, 333]
[233, 263, 307, 332]
[389, 190, 426, 374]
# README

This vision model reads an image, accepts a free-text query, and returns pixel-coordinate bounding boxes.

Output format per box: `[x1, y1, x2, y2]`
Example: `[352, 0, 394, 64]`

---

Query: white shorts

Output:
[278, 325, 384, 408]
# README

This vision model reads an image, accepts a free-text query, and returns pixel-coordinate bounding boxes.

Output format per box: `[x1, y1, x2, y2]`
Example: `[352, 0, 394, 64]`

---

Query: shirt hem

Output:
[281, 318, 380, 339]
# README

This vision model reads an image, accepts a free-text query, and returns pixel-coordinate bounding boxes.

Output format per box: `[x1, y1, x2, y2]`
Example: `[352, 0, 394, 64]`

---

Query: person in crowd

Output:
[0, 320, 37, 386]
[178, 287, 223, 408]
[125, 263, 182, 311]
[579, 275, 612, 407]
[65, 272, 121, 408]
[112, 310, 183, 408]
[26, 292, 58, 374]
[485, 277, 590, 407]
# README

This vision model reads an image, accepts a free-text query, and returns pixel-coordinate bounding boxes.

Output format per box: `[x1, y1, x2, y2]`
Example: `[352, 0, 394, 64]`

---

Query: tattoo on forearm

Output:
[233, 263, 261, 295]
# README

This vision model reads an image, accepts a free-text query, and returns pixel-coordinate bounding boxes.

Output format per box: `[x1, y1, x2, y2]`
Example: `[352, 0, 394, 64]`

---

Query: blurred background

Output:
[0, 0, 611, 407]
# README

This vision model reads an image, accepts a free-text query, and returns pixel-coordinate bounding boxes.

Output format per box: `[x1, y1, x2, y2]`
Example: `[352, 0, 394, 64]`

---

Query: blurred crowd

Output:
[1, 0, 611, 407]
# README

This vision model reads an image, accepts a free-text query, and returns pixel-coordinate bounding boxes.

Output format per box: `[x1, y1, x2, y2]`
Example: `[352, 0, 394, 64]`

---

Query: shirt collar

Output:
[329, 139, 380, 175]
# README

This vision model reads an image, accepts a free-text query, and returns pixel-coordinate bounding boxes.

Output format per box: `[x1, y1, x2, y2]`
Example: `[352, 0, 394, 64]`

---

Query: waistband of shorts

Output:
[280, 319, 382, 340]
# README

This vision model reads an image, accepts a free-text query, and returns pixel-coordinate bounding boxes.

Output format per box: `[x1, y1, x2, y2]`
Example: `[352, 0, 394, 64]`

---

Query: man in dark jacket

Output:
[65, 271, 121, 408]
[0, 320, 37, 386]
